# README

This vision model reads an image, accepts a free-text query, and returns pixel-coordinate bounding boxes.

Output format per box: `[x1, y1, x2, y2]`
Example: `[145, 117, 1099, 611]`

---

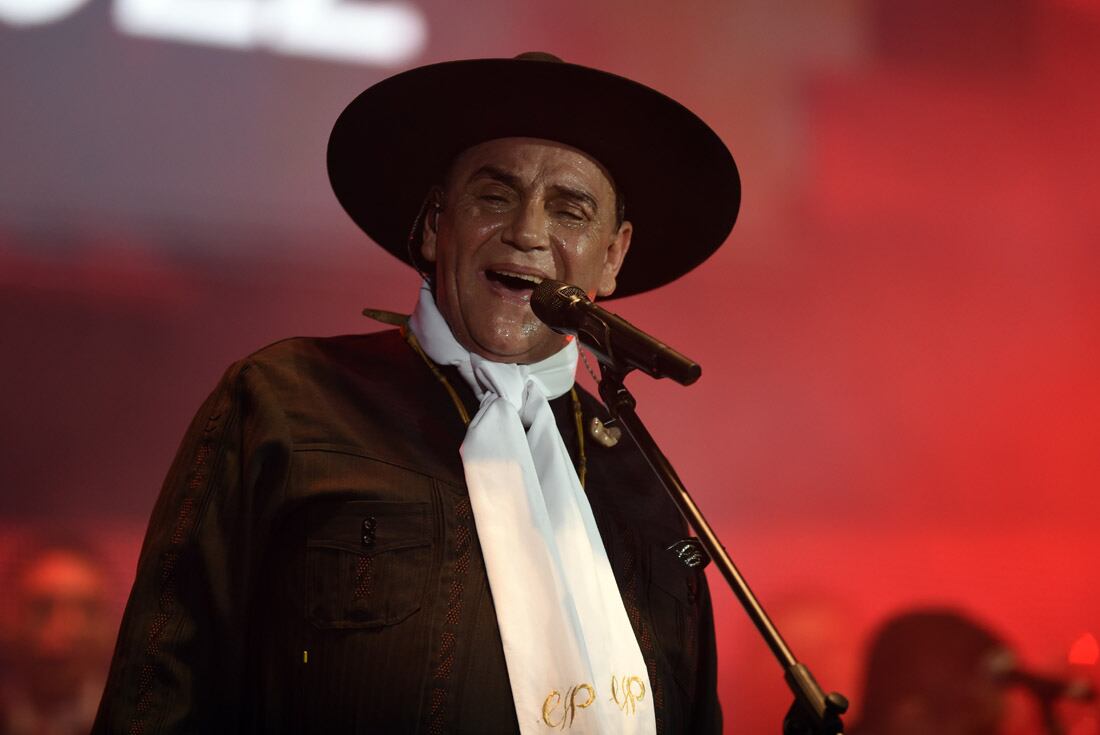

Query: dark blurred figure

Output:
[0, 538, 114, 735]
[849, 608, 1010, 735]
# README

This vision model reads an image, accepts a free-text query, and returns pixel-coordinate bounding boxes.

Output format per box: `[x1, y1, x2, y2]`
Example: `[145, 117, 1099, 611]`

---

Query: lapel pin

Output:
[588, 416, 622, 448]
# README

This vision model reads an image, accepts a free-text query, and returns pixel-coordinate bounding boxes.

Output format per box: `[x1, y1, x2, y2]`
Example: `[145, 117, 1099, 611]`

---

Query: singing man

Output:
[94, 52, 740, 734]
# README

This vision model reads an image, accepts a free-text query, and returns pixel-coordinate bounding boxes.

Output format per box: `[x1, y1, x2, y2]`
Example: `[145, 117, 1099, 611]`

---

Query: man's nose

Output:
[501, 200, 547, 250]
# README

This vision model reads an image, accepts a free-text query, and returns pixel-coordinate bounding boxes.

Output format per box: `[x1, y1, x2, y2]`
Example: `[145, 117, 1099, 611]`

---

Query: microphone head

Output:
[987, 649, 1097, 702]
[531, 278, 587, 330]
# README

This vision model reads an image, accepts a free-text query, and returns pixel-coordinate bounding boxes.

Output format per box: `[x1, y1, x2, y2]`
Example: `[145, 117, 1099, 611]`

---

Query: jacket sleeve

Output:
[93, 360, 291, 735]
[691, 573, 723, 734]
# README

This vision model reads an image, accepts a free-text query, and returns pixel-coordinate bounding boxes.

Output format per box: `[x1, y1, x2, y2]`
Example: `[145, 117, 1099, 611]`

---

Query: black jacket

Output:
[93, 330, 720, 734]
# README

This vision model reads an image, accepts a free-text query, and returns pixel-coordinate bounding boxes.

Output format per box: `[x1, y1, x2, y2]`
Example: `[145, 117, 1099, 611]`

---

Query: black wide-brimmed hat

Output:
[328, 53, 740, 299]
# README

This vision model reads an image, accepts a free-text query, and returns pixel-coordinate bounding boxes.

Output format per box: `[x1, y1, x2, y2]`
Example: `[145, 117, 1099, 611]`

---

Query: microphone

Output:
[531, 279, 702, 386]
[987, 649, 1097, 702]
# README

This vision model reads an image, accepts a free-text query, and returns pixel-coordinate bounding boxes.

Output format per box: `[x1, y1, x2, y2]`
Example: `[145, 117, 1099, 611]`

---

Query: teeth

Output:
[492, 270, 543, 284]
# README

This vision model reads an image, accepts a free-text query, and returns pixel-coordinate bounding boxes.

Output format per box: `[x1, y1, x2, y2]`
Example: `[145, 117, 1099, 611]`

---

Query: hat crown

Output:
[513, 51, 564, 63]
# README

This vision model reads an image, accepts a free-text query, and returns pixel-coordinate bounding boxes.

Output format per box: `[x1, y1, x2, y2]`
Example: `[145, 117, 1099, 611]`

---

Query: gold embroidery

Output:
[570, 684, 596, 723]
[610, 674, 646, 715]
[542, 683, 596, 729]
[542, 690, 562, 728]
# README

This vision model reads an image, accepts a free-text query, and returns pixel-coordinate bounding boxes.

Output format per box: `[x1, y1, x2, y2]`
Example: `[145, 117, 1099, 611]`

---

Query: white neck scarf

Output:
[408, 283, 655, 735]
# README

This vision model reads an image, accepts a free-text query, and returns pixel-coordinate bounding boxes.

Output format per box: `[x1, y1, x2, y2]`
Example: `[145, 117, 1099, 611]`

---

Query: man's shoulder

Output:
[243, 329, 411, 373]
[218, 329, 426, 404]
[224, 328, 463, 478]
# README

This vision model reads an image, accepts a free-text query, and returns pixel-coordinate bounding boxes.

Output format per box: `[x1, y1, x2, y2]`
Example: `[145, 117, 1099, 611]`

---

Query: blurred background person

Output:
[849, 608, 1010, 735]
[0, 538, 114, 735]
[849, 607, 1097, 735]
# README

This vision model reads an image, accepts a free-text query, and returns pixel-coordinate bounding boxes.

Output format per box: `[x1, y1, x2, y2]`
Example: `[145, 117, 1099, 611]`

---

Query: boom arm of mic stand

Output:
[596, 366, 849, 735]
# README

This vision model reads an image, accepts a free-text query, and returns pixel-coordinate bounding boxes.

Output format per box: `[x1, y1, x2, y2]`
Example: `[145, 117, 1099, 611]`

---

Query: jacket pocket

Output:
[305, 499, 431, 629]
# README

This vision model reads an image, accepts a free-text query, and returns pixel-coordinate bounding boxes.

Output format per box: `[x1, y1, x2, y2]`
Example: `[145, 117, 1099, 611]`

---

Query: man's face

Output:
[12, 548, 113, 703]
[421, 137, 632, 364]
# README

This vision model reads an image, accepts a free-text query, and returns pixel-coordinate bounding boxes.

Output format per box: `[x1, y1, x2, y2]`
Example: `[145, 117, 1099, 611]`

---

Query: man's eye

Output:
[477, 189, 512, 205]
[554, 208, 586, 222]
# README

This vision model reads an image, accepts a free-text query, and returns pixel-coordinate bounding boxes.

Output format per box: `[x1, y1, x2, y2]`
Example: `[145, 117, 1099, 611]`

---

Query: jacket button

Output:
[361, 517, 377, 547]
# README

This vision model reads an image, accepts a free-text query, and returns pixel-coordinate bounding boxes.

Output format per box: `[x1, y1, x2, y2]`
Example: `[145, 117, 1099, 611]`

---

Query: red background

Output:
[2, 0, 1098, 731]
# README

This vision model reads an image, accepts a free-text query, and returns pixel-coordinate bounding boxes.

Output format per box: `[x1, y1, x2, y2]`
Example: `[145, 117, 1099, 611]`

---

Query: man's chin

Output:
[468, 331, 567, 365]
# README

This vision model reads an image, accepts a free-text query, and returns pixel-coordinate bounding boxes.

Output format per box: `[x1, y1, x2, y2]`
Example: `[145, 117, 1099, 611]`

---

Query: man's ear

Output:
[596, 220, 633, 297]
[419, 189, 443, 264]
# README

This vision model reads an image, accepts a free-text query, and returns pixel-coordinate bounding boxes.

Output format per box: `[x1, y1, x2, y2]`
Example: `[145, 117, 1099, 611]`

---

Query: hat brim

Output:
[327, 57, 740, 299]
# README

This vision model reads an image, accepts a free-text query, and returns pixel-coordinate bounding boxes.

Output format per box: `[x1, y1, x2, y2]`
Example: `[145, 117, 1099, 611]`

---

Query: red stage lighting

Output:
[1069, 633, 1099, 666]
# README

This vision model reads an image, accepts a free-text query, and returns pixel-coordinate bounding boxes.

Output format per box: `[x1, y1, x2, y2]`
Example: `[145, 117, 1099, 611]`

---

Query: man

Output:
[848, 609, 1011, 735]
[93, 53, 740, 734]
[1, 539, 114, 735]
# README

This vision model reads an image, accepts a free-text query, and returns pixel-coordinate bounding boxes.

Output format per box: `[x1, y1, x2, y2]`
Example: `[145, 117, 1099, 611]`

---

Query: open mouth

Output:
[485, 269, 543, 294]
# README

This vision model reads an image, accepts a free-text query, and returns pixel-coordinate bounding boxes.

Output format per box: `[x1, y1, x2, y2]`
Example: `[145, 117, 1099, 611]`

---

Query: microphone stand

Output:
[597, 364, 849, 735]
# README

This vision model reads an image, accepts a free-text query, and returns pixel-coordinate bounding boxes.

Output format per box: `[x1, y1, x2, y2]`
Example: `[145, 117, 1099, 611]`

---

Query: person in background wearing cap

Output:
[93, 53, 739, 734]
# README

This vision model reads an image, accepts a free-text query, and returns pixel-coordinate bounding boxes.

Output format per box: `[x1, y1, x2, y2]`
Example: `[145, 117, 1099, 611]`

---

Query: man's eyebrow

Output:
[551, 185, 599, 213]
[467, 165, 522, 189]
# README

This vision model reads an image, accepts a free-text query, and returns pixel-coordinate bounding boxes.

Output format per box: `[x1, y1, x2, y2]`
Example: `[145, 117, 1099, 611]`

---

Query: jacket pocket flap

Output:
[306, 500, 430, 555]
